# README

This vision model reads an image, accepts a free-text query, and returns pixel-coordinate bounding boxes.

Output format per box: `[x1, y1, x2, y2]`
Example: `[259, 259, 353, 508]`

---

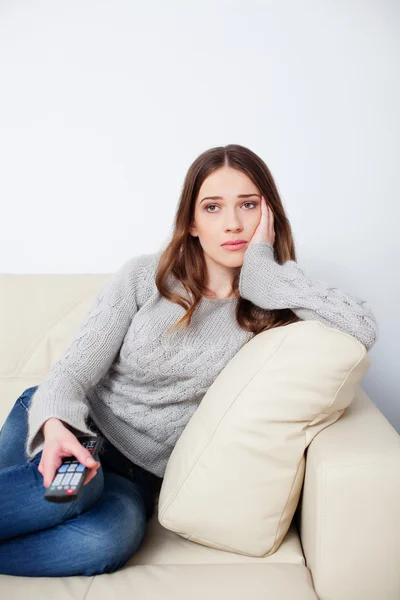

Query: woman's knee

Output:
[18, 385, 39, 408]
[0, 386, 39, 469]
[8, 385, 39, 414]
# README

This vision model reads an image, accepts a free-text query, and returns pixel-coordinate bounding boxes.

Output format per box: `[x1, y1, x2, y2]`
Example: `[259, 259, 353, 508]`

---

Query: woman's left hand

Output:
[248, 195, 276, 247]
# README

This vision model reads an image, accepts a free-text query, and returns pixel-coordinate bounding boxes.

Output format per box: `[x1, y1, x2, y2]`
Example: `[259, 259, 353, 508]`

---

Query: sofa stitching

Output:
[81, 577, 96, 600]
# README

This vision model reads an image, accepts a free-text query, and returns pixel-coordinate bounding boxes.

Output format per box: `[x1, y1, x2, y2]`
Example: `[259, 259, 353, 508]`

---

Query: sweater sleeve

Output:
[238, 241, 378, 351]
[25, 253, 154, 460]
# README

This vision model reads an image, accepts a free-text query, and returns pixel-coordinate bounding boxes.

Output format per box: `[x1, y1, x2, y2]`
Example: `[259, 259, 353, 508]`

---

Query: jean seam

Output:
[19, 397, 29, 411]
[19, 386, 38, 411]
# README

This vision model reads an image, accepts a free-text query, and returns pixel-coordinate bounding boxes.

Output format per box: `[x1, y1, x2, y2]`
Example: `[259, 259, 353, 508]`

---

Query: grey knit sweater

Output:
[25, 241, 378, 477]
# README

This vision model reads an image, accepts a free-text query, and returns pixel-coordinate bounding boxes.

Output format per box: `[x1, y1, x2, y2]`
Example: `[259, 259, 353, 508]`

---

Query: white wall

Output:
[0, 0, 398, 431]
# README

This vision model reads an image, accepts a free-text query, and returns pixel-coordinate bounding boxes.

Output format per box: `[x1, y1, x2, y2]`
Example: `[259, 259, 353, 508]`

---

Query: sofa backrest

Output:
[0, 273, 110, 425]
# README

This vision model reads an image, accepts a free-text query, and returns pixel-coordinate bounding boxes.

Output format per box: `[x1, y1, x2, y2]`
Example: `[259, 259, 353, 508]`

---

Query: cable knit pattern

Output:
[239, 241, 378, 352]
[26, 243, 378, 477]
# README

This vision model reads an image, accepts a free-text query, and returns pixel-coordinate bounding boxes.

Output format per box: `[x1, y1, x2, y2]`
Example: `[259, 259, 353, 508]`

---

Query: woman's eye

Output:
[205, 202, 256, 213]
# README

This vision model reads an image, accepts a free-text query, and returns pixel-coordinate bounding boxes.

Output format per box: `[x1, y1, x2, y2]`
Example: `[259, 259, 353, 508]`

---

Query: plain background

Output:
[0, 1, 398, 432]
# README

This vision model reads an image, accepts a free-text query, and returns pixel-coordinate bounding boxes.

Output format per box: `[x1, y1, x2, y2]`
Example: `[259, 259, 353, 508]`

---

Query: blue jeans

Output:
[0, 386, 163, 577]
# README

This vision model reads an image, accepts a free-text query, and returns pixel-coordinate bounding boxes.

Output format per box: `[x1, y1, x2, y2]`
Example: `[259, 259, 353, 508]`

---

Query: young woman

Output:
[0, 144, 378, 577]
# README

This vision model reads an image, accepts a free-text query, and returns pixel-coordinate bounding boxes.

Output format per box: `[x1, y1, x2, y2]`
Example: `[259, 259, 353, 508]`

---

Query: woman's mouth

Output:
[221, 242, 247, 251]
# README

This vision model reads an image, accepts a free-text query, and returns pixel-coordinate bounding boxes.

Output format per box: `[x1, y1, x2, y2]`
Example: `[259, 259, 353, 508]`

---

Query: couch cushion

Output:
[130, 496, 305, 565]
[0, 563, 319, 600]
[158, 321, 370, 557]
[86, 563, 319, 600]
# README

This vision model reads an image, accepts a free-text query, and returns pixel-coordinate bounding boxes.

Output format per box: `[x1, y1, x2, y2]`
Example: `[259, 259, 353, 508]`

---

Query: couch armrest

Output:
[296, 385, 400, 600]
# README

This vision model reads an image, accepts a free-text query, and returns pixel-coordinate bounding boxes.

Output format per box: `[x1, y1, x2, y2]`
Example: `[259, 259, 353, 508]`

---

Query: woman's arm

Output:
[238, 241, 378, 351]
[25, 254, 154, 460]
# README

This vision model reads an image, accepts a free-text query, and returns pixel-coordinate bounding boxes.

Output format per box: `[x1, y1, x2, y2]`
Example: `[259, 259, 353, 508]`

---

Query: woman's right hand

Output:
[38, 418, 101, 488]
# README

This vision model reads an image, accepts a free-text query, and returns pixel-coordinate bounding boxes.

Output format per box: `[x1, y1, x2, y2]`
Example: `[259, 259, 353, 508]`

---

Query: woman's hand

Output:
[39, 419, 101, 488]
[248, 195, 275, 247]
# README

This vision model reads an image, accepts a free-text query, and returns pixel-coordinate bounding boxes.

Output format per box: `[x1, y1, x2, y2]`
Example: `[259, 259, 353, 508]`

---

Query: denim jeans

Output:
[0, 386, 163, 577]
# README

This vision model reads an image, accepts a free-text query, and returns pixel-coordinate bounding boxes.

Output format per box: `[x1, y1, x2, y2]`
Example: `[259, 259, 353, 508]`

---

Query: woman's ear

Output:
[189, 223, 198, 237]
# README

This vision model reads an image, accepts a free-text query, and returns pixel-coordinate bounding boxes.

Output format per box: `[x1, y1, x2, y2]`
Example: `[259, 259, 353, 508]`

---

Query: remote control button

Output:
[53, 474, 64, 486]
[59, 464, 68, 473]
[76, 464, 85, 472]
[67, 464, 77, 472]
[61, 473, 73, 485]
[66, 489, 75, 494]
[57, 486, 63, 489]
[71, 473, 83, 485]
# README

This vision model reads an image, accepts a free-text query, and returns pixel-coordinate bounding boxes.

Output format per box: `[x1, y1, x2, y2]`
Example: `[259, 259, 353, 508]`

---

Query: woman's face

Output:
[189, 166, 262, 268]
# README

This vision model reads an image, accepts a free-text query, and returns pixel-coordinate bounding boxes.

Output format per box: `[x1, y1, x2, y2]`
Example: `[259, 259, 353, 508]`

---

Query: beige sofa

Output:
[1, 272, 399, 600]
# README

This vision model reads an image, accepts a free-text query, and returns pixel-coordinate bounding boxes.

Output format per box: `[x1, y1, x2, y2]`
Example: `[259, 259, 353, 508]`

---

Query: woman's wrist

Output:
[42, 417, 66, 435]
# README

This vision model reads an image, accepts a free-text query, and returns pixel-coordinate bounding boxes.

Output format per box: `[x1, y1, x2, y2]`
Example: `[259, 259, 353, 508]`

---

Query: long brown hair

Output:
[155, 144, 302, 336]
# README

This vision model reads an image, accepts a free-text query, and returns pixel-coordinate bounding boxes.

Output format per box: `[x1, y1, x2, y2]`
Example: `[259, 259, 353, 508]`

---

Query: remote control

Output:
[44, 435, 103, 503]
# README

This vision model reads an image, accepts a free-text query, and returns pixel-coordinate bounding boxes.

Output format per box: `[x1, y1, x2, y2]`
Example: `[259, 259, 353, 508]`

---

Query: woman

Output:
[0, 144, 378, 576]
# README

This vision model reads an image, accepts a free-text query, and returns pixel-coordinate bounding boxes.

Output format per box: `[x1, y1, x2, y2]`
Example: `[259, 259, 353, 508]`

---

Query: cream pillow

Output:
[158, 320, 370, 557]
